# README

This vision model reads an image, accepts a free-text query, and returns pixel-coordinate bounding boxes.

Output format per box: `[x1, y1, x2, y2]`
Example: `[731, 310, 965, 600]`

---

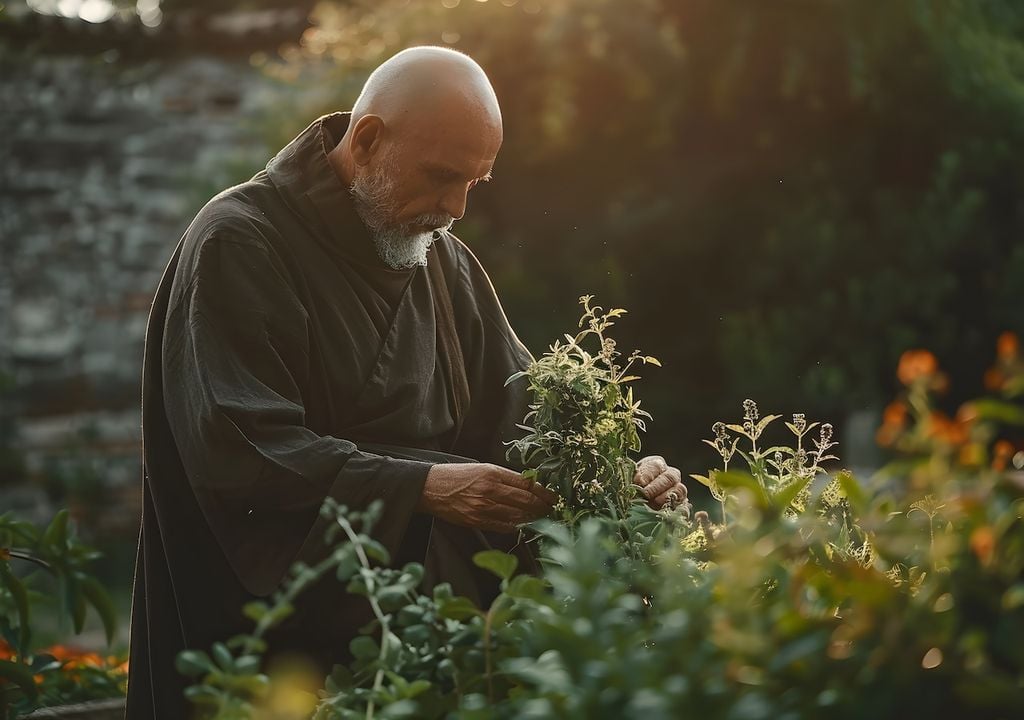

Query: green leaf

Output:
[472, 550, 518, 581]
[377, 587, 410, 612]
[264, 601, 294, 625]
[81, 576, 118, 646]
[755, 414, 782, 434]
[405, 679, 432, 698]
[715, 471, 769, 507]
[504, 370, 529, 387]
[235, 654, 261, 674]
[506, 574, 548, 602]
[212, 642, 235, 672]
[183, 684, 222, 705]
[41, 509, 69, 549]
[176, 650, 217, 677]
[438, 596, 481, 621]
[837, 470, 866, 512]
[772, 476, 812, 513]
[970, 399, 1024, 425]
[350, 635, 380, 661]
[1002, 584, 1024, 610]
[67, 574, 87, 635]
[432, 582, 454, 602]
[0, 658, 38, 700]
[243, 601, 268, 622]
[0, 562, 30, 654]
[362, 539, 391, 565]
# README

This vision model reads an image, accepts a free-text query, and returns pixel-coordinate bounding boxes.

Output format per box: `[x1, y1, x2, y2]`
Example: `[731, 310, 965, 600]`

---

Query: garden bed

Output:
[23, 699, 125, 720]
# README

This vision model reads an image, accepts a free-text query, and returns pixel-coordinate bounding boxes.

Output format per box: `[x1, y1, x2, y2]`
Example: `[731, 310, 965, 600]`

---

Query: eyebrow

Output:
[421, 162, 493, 183]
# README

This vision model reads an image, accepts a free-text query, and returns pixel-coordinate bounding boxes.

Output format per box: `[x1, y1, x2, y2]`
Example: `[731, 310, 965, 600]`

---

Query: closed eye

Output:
[422, 163, 493, 186]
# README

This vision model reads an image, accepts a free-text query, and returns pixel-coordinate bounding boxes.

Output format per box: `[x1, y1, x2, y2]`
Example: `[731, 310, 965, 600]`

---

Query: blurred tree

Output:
[0, 372, 27, 488]
[131, 0, 1021, 469]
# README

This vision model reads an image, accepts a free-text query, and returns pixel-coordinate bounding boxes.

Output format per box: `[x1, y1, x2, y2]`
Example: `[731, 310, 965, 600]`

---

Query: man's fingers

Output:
[477, 501, 542, 530]
[490, 467, 559, 507]
[483, 479, 557, 518]
[653, 483, 685, 509]
[633, 455, 667, 487]
[529, 482, 559, 506]
[642, 471, 677, 500]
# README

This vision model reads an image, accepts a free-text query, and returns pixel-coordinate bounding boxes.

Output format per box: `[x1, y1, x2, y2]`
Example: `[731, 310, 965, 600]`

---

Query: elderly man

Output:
[126, 46, 686, 716]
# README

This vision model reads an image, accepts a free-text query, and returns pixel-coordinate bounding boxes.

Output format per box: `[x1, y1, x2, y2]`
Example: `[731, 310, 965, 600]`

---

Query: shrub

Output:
[179, 304, 1024, 719]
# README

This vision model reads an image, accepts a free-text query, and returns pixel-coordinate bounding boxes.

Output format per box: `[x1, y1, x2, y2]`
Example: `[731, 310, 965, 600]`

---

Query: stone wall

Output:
[0, 49, 297, 531]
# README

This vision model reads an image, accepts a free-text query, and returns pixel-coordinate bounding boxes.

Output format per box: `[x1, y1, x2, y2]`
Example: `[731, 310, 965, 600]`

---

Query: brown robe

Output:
[125, 112, 536, 718]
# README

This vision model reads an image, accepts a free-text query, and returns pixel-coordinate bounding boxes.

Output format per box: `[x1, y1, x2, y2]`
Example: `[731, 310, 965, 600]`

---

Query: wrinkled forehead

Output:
[395, 108, 502, 171]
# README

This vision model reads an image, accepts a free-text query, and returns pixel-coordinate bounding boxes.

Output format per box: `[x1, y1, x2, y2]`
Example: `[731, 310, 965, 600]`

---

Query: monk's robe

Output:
[125, 112, 536, 718]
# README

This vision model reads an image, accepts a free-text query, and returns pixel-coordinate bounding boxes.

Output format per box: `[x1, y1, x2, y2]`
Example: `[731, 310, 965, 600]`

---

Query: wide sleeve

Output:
[162, 232, 433, 596]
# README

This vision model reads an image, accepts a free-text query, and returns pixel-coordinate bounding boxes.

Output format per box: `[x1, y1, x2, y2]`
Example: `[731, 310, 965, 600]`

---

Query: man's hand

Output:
[417, 463, 559, 533]
[633, 455, 687, 510]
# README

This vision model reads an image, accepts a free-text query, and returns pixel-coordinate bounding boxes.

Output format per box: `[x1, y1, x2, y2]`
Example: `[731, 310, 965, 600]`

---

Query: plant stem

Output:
[483, 607, 495, 703]
[928, 515, 936, 568]
[336, 516, 393, 720]
[721, 458, 730, 525]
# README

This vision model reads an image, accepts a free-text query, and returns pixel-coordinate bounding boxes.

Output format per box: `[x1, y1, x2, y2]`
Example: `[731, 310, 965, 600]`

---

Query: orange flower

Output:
[898, 350, 938, 386]
[0, 638, 12, 661]
[925, 411, 969, 446]
[883, 400, 907, 427]
[997, 331, 1019, 361]
[877, 400, 910, 448]
[984, 367, 1006, 391]
[969, 526, 996, 566]
[42, 644, 104, 668]
[956, 403, 978, 424]
[876, 424, 900, 448]
[993, 440, 1015, 471]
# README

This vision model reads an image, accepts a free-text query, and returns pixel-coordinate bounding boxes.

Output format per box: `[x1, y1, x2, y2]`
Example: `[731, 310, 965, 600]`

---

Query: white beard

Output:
[349, 151, 452, 270]
[371, 226, 439, 270]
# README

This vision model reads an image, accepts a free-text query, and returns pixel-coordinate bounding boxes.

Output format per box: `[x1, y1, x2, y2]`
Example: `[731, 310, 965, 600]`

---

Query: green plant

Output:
[179, 308, 1024, 720]
[684, 400, 872, 571]
[0, 510, 120, 718]
[505, 295, 660, 523]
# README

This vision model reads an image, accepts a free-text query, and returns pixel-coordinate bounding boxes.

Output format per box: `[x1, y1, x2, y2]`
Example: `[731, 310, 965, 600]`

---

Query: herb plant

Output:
[504, 295, 660, 522]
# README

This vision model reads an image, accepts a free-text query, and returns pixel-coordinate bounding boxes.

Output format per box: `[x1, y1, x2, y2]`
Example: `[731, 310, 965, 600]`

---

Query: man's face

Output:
[349, 119, 501, 270]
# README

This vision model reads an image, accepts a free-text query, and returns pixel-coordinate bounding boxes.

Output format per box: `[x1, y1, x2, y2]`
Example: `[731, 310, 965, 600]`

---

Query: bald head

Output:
[351, 46, 502, 133]
[329, 47, 503, 269]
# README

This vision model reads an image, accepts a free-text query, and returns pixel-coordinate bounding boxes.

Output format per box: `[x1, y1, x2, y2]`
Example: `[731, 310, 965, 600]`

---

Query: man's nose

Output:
[438, 186, 469, 221]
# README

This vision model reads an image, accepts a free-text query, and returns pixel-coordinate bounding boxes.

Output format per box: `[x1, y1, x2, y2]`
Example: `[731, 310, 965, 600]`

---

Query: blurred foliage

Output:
[246, 0, 1024, 466]
[0, 375, 25, 489]
[178, 302, 1024, 719]
[0, 510, 123, 718]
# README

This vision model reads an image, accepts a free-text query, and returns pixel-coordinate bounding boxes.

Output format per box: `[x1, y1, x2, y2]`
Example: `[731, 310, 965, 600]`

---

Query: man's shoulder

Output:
[185, 175, 279, 250]
[167, 175, 294, 300]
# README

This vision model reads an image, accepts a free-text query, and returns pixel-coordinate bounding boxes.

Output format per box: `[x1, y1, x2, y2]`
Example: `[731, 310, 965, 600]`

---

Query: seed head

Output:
[820, 423, 834, 445]
[793, 413, 806, 434]
[743, 399, 759, 423]
[713, 422, 728, 441]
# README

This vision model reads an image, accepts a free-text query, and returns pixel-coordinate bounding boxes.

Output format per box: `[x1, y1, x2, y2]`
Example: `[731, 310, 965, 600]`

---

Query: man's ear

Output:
[349, 115, 385, 167]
